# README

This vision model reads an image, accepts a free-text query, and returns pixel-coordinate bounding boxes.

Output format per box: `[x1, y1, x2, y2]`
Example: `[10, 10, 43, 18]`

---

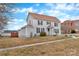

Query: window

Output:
[47, 21, 51, 25]
[36, 28, 40, 33]
[71, 23, 72, 26]
[38, 20, 40, 25]
[54, 29, 59, 33]
[54, 23, 58, 26]
[38, 20, 43, 25]
[47, 28, 50, 32]
[41, 28, 45, 32]
[41, 21, 43, 25]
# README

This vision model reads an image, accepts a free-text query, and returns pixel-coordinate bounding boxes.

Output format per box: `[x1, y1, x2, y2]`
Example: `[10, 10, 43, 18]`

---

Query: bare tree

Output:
[0, 3, 14, 35]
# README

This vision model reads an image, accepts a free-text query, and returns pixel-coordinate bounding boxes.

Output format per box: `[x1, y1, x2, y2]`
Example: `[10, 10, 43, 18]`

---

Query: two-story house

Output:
[19, 12, 61, 38]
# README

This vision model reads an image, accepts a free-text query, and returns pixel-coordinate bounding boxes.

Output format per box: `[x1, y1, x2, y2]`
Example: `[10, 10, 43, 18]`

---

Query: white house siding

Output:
[18, 27, 27, 38]
[19, 27, 35, 38]
[58, 23, 61, 35]
[19, 13, 61, 38]
[28, 17, 61, 36]
[26, 27, 35, 37]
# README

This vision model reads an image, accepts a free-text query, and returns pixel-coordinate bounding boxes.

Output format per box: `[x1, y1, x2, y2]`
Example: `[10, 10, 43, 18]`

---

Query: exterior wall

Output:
[1, 32, 18, 37]
[74, 21, 79, 33]
[61, 21, 74, 34]
[1, 33, 11, 37]
[58, 23, 61, 35]
[61, 20, 79, 34]
[19, 14, 61, 38]
[26, 27, 35, 37]
[11, 32, 18, 37]
[27, 15, 61, 36]
[18, 28, 27, 38]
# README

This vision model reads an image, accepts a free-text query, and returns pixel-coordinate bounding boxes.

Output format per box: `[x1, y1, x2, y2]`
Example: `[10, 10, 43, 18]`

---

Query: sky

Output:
[6, 3, 79, 30]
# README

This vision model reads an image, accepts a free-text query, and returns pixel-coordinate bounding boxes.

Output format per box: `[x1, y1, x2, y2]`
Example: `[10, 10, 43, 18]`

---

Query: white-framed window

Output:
[41, 28, 45, 32]
[47, 21, 51, 25]
[38, 20, 43, 25]
[54, 23, 58, 26]
[54, 29, 59, 33]
[36, 28, 45, 33]
[36, 28, 40, 33]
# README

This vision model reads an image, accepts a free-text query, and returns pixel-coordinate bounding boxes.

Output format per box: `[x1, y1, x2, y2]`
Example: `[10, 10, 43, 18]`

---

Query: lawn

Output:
[0, 35, 68, 48]
[0, 38, 79, 56]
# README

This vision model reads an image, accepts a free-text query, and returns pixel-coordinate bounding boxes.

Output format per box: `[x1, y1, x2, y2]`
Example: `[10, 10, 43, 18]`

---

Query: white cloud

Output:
[12, 19, 18, 22]
[55, 3, 69, 10]
[45, 3, 79, 11]
[7, 18, 26, 30]
[20, 8, 27, 13]
[43, 9, 66, 17]
[7, 21, 13, 24]
[75, 4, 79, 7]
[45, 3, 54, 7]
[11, 8, 27, 13]
[71, 16, 79, 20]
[36, 4, 40, 7]
[26, 7, 37, 12]
[11, 7, 38, 13]
[7, 19, 21, 24]
[44, 3, 79, 22]
[55, 3, 79, 11]
[60, 15, 79, 22]
[11, 8, 21, 13]
[8, 19, 25, 25]
[11, 3, 79, 23]
[38, 10, 45, 14]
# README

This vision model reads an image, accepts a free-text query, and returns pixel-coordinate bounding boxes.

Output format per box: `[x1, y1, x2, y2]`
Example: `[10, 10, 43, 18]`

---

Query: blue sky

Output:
[7, 3, 79, 30]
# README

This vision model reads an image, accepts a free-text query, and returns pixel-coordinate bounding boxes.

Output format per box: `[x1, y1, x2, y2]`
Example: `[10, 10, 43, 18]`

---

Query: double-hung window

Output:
[38, 20, 43, 25]
[47, 21, 51, 25]
[36, 28, 40, 33]
[54, 23, 58, 27]
[41, 28, 44, 32]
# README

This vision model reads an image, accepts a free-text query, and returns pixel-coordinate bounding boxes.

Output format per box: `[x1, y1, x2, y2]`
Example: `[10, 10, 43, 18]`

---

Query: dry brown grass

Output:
[0, 38, 79, 56]
[0, 35, 67, 48]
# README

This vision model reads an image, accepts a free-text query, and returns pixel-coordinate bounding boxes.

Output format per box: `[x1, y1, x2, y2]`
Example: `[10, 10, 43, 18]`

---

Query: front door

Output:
[30, 32, 33, 37]
[47, 28, 50, 35]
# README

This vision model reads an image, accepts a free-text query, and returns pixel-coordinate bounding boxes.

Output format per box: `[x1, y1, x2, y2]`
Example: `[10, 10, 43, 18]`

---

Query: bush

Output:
[40, 32, 47, 36]
[71, 30, 76, 33]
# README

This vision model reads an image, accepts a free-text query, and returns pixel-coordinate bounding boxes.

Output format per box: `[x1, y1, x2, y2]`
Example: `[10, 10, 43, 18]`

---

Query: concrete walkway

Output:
[0, 37, 79, 51]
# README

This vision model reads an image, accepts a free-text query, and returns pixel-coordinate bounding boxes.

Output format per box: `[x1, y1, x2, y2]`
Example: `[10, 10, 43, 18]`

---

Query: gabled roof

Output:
[62, 19, 79, 24]
[19, 24, 33, 31]
[29, 12, 60, 23]
[73, 20, 79, 22]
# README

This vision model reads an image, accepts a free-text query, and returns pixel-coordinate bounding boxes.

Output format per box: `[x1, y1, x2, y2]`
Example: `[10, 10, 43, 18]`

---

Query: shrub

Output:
[71, 30, 76, 33]
[40, 32, 47, 36]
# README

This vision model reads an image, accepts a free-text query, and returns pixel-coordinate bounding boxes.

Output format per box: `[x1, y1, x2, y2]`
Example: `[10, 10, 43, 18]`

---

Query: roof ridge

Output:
[29, 12, 60, 23]
[29, 12, 56, 18]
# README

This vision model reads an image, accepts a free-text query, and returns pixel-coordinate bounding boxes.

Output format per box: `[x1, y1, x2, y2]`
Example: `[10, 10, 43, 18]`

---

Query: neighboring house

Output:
[19, 12, 61, 38]
[61, 20, 79, 34]
[1, 30, 18, 37]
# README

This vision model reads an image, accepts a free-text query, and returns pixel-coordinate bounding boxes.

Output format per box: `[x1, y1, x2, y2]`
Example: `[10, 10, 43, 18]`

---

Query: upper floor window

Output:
[71, 23, 72, 26]
[38, 20, 43, 25]
[54, 23, 58, 27]
[41, 21, 43, 25]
